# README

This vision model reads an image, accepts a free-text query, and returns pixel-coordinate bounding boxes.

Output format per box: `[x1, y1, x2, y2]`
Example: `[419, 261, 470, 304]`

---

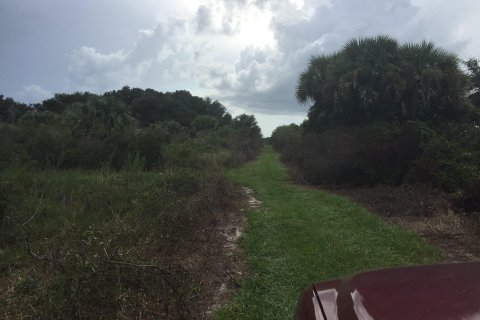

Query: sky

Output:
[1, 0, 480, 136]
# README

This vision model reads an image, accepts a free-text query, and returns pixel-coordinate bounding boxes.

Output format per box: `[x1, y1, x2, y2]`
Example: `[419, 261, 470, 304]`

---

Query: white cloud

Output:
[15, 85, 52, 104]
[66, 19, 192, 92]
[68, 46, 151, 92]
[251, 112, 306, 137]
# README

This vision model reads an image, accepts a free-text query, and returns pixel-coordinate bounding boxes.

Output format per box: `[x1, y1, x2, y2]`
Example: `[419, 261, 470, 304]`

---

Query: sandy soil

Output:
[200, 186, 261, 318]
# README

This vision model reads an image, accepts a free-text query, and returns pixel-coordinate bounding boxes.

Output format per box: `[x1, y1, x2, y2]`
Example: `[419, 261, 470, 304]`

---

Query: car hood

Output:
[295, 262, 480, 320]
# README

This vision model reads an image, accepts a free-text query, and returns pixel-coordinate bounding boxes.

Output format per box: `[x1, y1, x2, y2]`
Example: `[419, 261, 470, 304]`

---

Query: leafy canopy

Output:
[297, 36, 471, 128]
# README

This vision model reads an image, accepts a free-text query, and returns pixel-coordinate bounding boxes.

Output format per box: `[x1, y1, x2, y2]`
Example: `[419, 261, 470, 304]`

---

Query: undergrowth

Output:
[0, 165, 240, 319]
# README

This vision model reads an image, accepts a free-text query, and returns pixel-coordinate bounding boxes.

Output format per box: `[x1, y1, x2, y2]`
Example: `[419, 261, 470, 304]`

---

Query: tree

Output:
[297, 36, 469, 128]
[0, 87, 263, 170]
[191, 115, 218, 132]
[465, 58, 480, 107]
[136, 123, 171, 169]
[229, 114, 263, 162]
[271, 124, 303, 163]
[17, 111, 70, 168]
[39, 92, 93, 114]
[0, 95, 31, 124]
[399, 41, 468, 121]
[64, 96, 135, 137]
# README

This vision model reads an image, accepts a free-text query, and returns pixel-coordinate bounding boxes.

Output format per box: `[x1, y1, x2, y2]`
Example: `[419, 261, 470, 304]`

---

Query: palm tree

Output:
[65, 96, 136, 137]
[296, 54, 340, 127]
[297, 36, 469, 128]
[399, 41, 468, 121]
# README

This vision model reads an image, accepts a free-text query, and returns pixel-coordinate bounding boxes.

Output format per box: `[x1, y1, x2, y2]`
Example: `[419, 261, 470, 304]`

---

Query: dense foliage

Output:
[296, 36, 477, 128]
[273, 36, 480, 213]
[465, 58, 480, 107]
[0, 87, 262, 318]
[0, 87, 262, 170]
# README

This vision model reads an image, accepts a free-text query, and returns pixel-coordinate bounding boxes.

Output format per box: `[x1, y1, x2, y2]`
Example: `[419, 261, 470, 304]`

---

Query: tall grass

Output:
[0, 163, 240, 318]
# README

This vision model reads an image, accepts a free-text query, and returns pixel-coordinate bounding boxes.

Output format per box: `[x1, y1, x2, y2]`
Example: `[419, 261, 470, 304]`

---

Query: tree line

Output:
[0, 86, 262, 171]
[273, 36, 480, 213]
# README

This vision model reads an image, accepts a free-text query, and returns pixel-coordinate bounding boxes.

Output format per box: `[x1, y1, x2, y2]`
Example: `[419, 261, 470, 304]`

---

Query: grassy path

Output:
[216, 146, 440, 319]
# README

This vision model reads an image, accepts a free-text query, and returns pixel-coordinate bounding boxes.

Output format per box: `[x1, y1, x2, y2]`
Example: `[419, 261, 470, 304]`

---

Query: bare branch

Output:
[22, 230, 50, 262]
[226, 270, 241, 288]
[107, 260, 165, 269]
[23, 192, 44, 226]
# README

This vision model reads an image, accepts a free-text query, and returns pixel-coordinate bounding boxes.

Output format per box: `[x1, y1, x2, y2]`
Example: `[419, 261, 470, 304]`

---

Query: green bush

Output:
[0, 124, 30, 169]
[292, 122, 420, 186]
[405, 122, 480, 201]
[271, 124, 303, 164]
[275, 119, 480, 212]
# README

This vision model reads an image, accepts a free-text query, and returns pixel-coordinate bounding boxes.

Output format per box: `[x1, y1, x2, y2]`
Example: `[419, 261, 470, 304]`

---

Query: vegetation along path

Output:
[216, 146, 440, 319]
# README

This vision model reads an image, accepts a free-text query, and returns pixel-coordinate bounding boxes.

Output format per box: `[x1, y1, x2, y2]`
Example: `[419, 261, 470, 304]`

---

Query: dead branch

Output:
[226, 270, 241, 288]
[21, 193, 57, 265]
[21, 192, 64, 271]
[107, 260, 168, 270]
[23, 192, 44, 226]
[22, 230, 51, 262]
[297, 173, 312, 185]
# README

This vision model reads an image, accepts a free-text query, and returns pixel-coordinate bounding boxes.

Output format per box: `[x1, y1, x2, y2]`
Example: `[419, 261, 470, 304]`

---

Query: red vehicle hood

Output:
[295, 262, 480, 320]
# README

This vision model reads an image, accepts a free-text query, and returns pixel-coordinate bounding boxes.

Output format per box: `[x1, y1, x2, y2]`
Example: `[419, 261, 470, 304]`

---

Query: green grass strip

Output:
[216, 146, 440, 319]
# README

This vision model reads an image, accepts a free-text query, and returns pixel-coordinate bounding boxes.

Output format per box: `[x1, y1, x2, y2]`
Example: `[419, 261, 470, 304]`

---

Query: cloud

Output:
[206, 0, 480, 114]
[226, 0, 425, 113]
[196, 5, 212, 32]
[68, 46, 151, 92]
[66, 19, 192, 92]
[15, 85, 52, 104]
[60, 0, 480, 118]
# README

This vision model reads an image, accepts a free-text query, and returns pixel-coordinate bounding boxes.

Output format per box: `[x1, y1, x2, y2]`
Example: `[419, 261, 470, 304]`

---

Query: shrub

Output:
[276, 119, 480, 212]
[294, 122, 421, 186]
[271, 124, 303, 164]
[0, 124, 30, 169]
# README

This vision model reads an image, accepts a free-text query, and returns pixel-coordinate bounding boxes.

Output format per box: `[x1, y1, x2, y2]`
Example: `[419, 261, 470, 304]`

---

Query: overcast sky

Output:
[1, 0, 480, 136]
